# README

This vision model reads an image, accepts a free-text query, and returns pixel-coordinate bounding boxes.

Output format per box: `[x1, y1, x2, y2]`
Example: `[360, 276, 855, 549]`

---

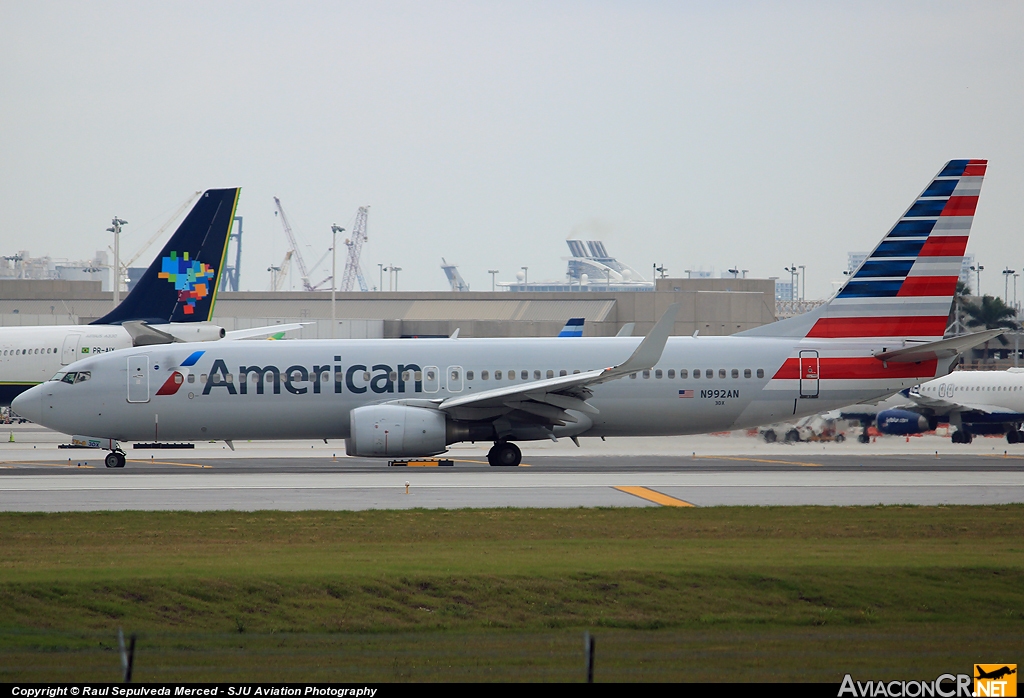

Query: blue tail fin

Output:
[92, 188, 240, 325]
[558, 318, 585, 337]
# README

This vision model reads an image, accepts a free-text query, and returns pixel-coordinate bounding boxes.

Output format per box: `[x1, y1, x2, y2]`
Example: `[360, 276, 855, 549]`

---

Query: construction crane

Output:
[273, 196, 333, 291]
[120, 191, 203, 270]
[340, 206, 370, 292]
[268, 250, 293, 291]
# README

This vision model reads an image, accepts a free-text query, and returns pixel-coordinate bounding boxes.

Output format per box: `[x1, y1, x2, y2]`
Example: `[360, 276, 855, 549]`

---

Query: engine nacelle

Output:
[346, 405, 448, 458]
[876, 409, 930, 435]
[157, 323, 227, 342]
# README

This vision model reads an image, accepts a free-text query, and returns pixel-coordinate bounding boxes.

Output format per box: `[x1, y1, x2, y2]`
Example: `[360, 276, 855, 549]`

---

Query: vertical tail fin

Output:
[92, 188, 240, 326]
[739, 160, 986, 340]
[558, 317, 585, 337]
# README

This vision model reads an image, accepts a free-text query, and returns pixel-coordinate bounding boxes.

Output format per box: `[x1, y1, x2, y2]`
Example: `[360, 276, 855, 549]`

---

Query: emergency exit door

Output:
[799, 350, 819, 398]
[127, 355, 150, 403]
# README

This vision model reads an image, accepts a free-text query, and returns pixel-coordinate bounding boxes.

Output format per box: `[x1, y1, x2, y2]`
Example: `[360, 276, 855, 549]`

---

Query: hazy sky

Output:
[2, 1, 1022, 298]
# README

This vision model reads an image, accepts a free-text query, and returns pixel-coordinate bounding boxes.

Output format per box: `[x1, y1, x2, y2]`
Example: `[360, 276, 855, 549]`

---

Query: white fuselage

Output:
[17, 334, 953, 444]
[910, 368, 1024, 415]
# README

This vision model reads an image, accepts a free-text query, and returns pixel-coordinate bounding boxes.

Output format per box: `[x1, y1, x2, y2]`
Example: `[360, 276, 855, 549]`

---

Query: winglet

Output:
[609, 303, 679, 376]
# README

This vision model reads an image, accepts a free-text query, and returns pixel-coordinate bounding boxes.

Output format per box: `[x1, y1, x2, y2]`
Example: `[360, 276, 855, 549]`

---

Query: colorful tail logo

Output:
[158, 252, 216, 315]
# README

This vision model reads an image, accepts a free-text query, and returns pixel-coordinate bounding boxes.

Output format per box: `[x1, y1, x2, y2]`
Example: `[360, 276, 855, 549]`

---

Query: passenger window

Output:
[362, 371, 371, 381]
[630, 373, 637, 379]
[200, 374, 208, 383]
[667, 369, 675, 379]
[643, 370, 650, 379]
[509, 370, 515, 380]
[521, 370, 528, 380]
[389, 371, 397, 381]
[188, 374, 196, 384]
[482, 370, 489, 380]
[547, 370, 554, 379]
[731, 369, 739, 378]
[693, 369, 700, 379]
[534, 370, 540, 380]
[414, 371, 422, 381]
[756, 369, 764, 378]
[680, 369, 688, 379]
[655, 370, 662, 379]
[495, 370, 502, 380]
[559, 370, 567, 376]
[719, 369, 726, 379]
[466, 370, 474, 380]
[402, 371, 411, 382]
[450, 369, 460, 381]
[573, 370, 580, 374]
[744, 369, 751, 378]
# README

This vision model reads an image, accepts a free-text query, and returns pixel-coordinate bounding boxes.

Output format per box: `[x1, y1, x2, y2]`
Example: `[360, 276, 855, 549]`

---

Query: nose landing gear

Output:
[104, 450, 127, 468]
[487, 441, 522, 467]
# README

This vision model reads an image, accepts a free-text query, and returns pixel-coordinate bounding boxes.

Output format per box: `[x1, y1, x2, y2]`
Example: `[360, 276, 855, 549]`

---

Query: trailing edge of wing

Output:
[438, 304, 680, 413]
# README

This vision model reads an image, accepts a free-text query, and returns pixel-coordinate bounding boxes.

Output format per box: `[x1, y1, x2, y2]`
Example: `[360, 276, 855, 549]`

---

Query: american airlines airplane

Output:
[0, 188, 298, 406]
[13, 160, 1000, 468]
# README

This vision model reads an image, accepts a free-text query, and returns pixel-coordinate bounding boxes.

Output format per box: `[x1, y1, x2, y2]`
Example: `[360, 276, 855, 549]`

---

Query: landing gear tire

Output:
[784, 429, 800, 443]
[763, 430, 777, 443]
[104, 451, 126, 469]
[858, 432, 870, 444]
[952, 430, 973, 445]
[1007, 430, 1020, 444]
[487, 442, 522, 467]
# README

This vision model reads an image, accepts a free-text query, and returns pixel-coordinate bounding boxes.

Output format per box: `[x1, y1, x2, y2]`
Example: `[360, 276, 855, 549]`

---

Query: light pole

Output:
[798, 265, 806, 300]
[970, 264, 984, 295]
[1004, 268, 1014, 305]
[654, 264, 668, 279]
[330, 225, 344, 339]
[521, 266, 528, 287]
[784, 265, 799, 301]
[107, 217, 127, 307]
[392, 266, 401, 291]
[378, 263, 383, 292]
[488, 269, 499, 292]
[728, 268, 739, 279]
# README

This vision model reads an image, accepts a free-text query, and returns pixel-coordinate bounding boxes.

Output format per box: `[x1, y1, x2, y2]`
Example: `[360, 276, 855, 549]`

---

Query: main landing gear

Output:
[487, 441, 522, 467]
[104, 450, 126, 468]
[950, 430, 973, 444]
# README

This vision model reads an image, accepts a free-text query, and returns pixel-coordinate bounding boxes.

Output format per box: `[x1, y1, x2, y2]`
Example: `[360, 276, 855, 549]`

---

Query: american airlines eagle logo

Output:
[158, 251, 216, 315]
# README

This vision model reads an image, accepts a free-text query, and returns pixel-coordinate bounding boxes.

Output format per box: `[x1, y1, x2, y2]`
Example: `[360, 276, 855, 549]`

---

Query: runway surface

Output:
[2, 424, 1024, 510]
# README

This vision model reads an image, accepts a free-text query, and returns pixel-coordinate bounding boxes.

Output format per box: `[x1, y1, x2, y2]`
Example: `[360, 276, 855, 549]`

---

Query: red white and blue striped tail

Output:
[741, 159, 986, 341]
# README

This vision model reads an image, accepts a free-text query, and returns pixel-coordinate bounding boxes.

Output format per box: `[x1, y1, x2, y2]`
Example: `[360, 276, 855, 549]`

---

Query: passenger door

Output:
[61, 335, 80, 366]
[127, 355, 150, 403]
[798, 350, 819, 399]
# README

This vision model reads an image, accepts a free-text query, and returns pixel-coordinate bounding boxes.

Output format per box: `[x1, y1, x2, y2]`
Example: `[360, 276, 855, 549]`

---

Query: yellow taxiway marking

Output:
[127, 459, 212, 469]
[614, 486, 694, 507]
[693, 455, 823, 467]
[980, 453, 1024, 460]
[0, 461, 95, 468]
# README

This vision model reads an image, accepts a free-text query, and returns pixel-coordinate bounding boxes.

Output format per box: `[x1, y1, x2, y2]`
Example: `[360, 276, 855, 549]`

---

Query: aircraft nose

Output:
[11, 385, 44, 425]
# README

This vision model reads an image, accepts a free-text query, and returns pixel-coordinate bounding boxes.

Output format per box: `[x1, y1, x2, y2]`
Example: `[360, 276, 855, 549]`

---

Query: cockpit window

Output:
[74, 371, 91, 383]
[50, 372, 67, 382]
[59, 372, 76, 384]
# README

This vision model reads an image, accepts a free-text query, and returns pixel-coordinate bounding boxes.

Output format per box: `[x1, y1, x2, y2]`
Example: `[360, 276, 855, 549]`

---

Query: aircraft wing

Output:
[224, 323, 308, 340]
[433, 304, 679, 425]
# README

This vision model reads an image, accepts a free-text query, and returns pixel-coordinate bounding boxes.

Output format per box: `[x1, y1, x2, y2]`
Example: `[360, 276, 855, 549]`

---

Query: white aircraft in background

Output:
[844, 367, 1024, 444]
[0, 188, 300, 406]
[14, 160, 1001, 468]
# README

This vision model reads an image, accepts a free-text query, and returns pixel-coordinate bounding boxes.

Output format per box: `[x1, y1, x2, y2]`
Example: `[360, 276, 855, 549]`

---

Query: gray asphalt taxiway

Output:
[2, 450, 1023, 512]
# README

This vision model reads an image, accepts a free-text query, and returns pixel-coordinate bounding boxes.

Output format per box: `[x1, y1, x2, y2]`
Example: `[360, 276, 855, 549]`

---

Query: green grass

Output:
[0, 506, 1022, 681]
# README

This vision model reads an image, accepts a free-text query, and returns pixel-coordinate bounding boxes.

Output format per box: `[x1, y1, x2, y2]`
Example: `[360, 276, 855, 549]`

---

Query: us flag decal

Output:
[678, 390, 694, 398]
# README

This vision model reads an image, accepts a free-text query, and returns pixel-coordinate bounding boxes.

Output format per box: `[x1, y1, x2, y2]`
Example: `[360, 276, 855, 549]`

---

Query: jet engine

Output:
[346, 405, 448, 458]
[875, 409, 931, 435]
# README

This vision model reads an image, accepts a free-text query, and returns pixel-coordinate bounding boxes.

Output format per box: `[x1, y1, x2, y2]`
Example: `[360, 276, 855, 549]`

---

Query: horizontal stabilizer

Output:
[873, 329, 1004, 363]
